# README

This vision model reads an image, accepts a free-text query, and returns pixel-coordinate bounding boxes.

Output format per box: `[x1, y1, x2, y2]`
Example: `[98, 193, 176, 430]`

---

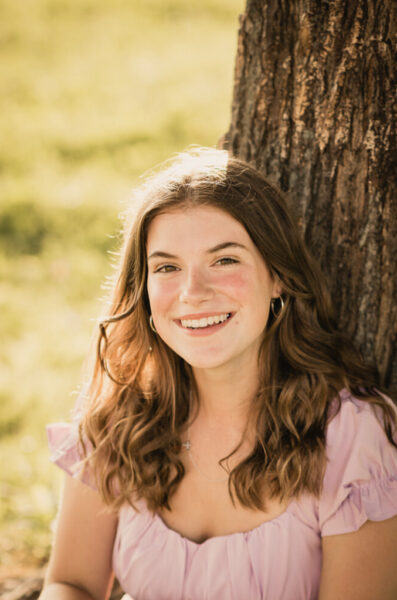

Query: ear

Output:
[271, 275, 283, 299]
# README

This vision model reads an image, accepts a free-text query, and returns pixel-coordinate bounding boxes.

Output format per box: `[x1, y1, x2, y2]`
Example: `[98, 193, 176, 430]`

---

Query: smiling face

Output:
[146, 205, 282, 373]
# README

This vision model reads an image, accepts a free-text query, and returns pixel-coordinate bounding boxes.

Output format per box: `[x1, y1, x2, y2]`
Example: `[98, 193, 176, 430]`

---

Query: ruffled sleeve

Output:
[46, 393, 96, 489]
[319, 390, 397, 536]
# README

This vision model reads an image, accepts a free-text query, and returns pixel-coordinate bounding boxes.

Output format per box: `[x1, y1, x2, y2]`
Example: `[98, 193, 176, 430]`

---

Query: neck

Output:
[191, 358, 260, 429]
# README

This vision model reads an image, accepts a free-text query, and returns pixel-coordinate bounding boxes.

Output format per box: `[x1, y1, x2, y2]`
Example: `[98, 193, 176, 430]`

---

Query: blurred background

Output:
[0, 0, 244, 577]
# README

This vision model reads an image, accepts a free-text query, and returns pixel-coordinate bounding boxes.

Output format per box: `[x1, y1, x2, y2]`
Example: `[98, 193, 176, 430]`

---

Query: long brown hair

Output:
[79, 148, 396, 512]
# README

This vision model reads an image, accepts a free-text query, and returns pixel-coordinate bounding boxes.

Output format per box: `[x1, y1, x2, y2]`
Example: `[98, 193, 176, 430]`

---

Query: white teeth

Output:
[181, 313, 231, 329]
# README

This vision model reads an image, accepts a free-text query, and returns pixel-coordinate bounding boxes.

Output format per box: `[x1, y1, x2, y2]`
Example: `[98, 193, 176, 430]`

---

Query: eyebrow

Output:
[147, 241, 248, 261]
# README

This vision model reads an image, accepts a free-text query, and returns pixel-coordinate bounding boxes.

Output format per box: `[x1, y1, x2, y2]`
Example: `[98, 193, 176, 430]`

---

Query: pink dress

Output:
[47, 389, 397, 600]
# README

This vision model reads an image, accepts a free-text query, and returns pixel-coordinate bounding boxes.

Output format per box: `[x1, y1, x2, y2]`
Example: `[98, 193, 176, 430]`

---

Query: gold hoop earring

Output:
[149, 315, 157, 333]
[271, 296, 285, 318]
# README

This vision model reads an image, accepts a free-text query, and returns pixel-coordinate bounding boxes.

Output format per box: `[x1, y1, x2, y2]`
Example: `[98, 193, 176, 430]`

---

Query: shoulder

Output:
[325, 389, 396, 474]
[326, 388, 396, 454]
[318, 389, 397, 536]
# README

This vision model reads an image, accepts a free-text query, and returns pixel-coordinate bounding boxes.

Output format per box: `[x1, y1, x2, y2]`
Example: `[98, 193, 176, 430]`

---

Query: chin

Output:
[177, 351, 233, 371]
[160, 336, 238, 370]
[184, 359, 222, 370]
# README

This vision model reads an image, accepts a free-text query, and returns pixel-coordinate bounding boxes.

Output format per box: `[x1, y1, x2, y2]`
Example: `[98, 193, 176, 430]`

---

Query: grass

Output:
[0, 0, 244, 574]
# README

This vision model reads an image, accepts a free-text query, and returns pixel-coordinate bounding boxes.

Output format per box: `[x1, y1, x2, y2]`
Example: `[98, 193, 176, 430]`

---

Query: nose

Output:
[179, 267, 213, 304]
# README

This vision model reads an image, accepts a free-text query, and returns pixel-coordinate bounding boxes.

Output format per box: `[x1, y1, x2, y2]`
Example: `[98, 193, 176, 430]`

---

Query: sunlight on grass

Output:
[0, 0, 245, 571]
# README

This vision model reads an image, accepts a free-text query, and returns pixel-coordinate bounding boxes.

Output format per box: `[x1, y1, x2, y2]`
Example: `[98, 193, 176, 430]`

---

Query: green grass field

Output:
[0, 0, 244, 574]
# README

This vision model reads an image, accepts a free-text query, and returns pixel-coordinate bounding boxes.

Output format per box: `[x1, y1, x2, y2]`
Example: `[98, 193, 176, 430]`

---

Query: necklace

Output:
[182, 439, 230, 483]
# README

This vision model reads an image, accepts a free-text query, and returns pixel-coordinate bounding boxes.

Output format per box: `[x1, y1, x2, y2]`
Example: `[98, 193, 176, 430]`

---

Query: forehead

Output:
[146, 206, 251, 250]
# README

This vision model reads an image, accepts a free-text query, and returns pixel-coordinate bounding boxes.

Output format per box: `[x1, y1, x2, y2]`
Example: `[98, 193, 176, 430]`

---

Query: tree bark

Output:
[225, 0, 397, 395]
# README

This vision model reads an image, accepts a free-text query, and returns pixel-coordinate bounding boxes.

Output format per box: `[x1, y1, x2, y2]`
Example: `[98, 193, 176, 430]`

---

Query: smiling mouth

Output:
[179, 313, 232, 330]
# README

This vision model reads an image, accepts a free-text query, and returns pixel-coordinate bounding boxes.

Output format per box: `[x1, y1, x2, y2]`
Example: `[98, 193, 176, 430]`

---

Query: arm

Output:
[319, 515, 397, 600]
[39, 474, 118, 600]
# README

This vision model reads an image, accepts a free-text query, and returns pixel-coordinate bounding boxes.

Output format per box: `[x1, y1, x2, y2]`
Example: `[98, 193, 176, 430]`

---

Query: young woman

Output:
[40, 148, 397, 600]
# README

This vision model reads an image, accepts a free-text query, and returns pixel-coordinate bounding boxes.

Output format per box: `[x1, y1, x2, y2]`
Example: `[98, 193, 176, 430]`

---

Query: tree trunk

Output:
[224, 0, 397, 395]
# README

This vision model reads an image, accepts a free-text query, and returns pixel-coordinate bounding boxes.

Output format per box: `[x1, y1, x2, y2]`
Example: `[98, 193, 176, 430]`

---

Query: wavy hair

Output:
[79, 148, 396, 512]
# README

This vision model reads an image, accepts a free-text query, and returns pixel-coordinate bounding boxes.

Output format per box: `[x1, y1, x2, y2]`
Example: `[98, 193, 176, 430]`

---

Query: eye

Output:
[215, 257, 239, 266]
[154, 264, 179, 273]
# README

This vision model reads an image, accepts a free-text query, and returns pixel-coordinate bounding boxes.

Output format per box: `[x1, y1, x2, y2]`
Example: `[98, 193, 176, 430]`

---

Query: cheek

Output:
[216, 270, 252, 299]
[147, 278, 177, 312]
[220, 270, 272, 323]
[215, 272, 253, 331]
